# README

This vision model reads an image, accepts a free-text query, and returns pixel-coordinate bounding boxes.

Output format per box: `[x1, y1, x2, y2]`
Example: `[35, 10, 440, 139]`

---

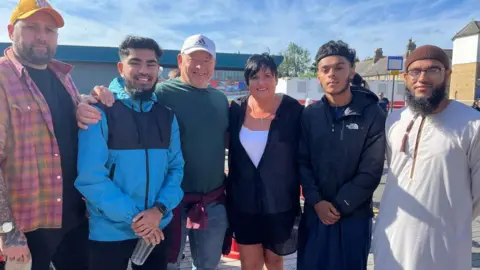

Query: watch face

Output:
[156, 203, 167, 214]
[1, 222, 13, 233]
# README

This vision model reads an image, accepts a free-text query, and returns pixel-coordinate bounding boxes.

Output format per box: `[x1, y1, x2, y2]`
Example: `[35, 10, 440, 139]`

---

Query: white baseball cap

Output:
[181, 34, 216, 59]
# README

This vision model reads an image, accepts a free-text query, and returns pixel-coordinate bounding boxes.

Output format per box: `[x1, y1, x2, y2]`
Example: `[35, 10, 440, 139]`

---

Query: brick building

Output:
[449, 20, 480, 105]
[356, 41, 452, 81]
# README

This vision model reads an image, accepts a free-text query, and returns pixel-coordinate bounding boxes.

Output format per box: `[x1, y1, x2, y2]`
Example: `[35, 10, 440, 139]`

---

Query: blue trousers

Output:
[297, 206, 372, 270]
[167, 202, 228, 270]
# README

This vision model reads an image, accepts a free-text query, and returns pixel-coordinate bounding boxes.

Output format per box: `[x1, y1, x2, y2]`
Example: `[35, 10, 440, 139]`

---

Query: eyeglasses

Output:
[406, 67, 444, 79]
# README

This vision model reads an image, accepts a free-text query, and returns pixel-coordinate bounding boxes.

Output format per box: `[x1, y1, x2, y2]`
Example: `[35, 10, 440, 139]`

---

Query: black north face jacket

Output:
[299, 86, 386, 218]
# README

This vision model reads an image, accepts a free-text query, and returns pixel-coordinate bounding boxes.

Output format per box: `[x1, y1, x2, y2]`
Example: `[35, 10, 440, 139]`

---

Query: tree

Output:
[278, 42, 311, 77]
[298, 72, 316, 79]
[309, 61, 317, 73]
[297, 61, 317, 79]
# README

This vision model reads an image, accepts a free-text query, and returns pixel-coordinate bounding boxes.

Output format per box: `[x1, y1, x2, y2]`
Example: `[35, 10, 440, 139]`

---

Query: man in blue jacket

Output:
[75, 36, 184, 270]
[297, 40, 386, 270]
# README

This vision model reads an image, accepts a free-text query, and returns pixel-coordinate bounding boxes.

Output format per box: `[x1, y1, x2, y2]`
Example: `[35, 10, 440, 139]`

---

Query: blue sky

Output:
[0, 0, 479, 61]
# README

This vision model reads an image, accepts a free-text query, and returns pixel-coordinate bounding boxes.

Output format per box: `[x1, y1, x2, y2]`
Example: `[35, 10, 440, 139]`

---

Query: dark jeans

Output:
[24, 218, 89, 270]
[88, 225, 170, 270]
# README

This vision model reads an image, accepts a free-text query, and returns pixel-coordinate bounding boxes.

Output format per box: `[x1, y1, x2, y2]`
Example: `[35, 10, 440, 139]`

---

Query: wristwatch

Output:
[0, 222, 13, 234]
[154, 202, 167, 215]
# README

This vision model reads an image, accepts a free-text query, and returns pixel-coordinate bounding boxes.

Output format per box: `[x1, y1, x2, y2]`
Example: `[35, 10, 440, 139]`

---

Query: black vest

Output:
[98, 101, 173, 151]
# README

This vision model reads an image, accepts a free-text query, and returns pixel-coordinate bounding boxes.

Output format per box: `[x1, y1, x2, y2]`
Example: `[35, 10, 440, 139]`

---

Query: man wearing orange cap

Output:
[0, 0, 88, 270]
[373, 45, 480, 270]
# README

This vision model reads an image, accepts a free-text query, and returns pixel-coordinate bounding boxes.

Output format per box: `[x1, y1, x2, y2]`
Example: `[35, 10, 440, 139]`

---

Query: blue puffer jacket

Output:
[75, 77, 184, 241]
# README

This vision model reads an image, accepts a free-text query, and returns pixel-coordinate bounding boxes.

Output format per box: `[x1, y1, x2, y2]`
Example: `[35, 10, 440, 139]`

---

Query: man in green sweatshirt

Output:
[156, 34, 229, 270]
[76, 34, 229, 270]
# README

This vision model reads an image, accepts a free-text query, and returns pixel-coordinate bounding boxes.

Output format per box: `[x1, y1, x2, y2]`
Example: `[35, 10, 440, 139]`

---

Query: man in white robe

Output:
[373, 45, 480, 270]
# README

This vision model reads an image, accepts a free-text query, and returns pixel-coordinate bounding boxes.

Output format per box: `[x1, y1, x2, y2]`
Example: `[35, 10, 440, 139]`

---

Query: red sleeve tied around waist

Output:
[186, 202, 208, 229]
[168, 185, 228, 263]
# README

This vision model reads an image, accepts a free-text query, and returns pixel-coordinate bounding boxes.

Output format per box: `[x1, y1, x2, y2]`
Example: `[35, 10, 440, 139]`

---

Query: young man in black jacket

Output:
[297, 40, 386, 270]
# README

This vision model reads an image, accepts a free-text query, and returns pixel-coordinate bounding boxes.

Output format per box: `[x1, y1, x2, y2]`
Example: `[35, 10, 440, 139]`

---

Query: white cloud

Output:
[0, 0, 478, 61]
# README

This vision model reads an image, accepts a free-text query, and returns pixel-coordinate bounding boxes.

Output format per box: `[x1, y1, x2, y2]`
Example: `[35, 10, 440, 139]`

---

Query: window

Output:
[297, 81, 307, 93]
[212, 70, 244, 81]
[215, 71, 223, 80]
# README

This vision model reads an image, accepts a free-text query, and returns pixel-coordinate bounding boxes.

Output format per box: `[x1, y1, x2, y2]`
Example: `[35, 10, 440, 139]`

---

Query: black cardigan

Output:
[226, 94, 303, 215]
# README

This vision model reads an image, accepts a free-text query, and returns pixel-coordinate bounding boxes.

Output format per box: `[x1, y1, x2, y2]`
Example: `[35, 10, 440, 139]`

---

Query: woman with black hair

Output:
[227, 53, 303, 270]
[351, 73, 369, 89]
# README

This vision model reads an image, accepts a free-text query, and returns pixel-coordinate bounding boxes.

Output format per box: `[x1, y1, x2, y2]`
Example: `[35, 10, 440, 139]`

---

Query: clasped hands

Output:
[314, 200, 341, 225]
[131, 208, 164, 245]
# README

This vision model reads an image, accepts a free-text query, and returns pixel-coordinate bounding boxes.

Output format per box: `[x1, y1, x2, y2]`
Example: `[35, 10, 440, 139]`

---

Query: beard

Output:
[15, 41, 54, 66]
[405, 82, 447, 116]
[326, 78, 350, 96]
[124, 77, 157, 101]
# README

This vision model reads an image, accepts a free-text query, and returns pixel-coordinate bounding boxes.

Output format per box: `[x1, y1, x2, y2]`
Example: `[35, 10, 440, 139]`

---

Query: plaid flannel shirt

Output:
[0, 47, 80, 232]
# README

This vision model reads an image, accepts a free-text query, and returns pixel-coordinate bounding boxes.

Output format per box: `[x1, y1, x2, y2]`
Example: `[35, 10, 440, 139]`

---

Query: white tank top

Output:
[239, 126, 269, 168]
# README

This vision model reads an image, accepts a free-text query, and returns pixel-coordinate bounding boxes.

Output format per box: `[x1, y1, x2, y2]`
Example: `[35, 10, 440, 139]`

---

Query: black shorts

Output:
[230, 209, 295, 249]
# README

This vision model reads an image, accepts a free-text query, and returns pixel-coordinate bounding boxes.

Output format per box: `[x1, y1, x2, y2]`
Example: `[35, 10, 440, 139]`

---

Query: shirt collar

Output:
[4, 46, 74, 78]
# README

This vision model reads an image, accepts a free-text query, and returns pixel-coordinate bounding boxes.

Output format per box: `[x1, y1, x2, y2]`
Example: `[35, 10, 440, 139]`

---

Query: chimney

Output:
[405, 38, 416, 58]
[373, 48, 383, 63]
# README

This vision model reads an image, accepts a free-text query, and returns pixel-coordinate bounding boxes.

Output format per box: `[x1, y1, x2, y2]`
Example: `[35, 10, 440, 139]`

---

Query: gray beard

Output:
[405, 83, 446, 116]
[16, 43, 54, 66]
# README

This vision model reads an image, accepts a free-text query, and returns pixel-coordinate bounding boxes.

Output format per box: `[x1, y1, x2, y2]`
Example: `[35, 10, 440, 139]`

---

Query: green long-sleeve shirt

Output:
[155, 78, 229, 194]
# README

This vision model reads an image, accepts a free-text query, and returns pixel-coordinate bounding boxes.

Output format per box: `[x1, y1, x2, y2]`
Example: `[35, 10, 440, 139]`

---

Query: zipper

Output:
[410, 117, 426, 179]
[136, 101, 150, 210]
[109, 163, 116, 181]
[145, 145, 150, 210]
[142, 102, 150, 210]
[340, 120, 345, 141]
[331, 123, 334, 132]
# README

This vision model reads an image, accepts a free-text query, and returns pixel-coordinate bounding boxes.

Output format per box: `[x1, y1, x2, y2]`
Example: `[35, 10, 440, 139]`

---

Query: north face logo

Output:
[36, 0, 49, 8]
[346, 123, 359, 130]
[195, 39, 206, 46]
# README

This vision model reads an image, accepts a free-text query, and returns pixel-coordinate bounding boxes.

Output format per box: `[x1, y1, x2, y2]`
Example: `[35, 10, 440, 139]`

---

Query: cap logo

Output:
[194, 38, 206, 47]
[36, 0, 49, 8]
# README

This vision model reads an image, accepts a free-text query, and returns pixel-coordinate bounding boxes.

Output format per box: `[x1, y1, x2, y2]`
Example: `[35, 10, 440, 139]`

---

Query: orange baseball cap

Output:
[10, 0, 64, 28]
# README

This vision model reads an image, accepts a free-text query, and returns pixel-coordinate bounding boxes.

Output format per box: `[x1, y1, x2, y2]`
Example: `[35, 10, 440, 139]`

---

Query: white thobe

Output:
[373, 101, 480, 270]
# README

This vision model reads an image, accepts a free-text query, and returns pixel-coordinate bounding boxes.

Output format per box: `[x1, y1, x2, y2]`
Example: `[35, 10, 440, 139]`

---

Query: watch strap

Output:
[154, 202, 167, 215]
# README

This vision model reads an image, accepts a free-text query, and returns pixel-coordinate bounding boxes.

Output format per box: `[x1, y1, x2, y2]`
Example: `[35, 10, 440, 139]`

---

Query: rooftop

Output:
[0, 42, 283, 70]
[356, 49, 453, 77]
[452, 21, 480, 40]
